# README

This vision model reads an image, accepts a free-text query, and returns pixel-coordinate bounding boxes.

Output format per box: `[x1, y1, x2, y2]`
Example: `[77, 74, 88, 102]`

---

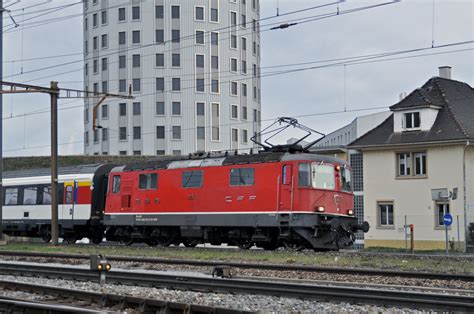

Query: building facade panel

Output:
[83, 0, 261, 156]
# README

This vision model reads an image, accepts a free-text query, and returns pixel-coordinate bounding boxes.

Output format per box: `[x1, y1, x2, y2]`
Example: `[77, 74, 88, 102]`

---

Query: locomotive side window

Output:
[340, 167, 352, 192]
[112, 175, 121, 193]
[139, 173, 158, 190]
[23, 186, 38, 205]
[282, 165, 292, 185]
[42, 186, 52, 205]
[298, 163, 311, 187]
[182, 171, 203, 188]
[230, 168, 255, 186]
[311, 164, 335, 190]
[4, 188, 18, 205]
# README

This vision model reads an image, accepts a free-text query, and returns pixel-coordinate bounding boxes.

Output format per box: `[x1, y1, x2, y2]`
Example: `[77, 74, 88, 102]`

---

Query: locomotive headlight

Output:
[317, 206, 325, 212]
[348, 209, 354, 215]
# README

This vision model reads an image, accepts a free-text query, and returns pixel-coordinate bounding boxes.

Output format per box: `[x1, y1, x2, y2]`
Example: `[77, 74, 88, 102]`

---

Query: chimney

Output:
[438, 66, 452, 79]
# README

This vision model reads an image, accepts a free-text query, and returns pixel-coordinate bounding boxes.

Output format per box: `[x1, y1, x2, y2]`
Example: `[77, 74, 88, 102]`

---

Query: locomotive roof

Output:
[113, 152, 348, 172]
[3, 164, 106, 179]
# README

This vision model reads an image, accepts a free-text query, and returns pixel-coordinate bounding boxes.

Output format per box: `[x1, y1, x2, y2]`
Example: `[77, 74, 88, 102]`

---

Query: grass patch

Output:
[1, 243, 473, 274]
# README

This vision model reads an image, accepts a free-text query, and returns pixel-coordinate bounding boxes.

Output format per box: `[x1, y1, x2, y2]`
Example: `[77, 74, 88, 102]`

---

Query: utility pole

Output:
[0, 0, 4, 241]
[0, 81, 133, 245]
[50, 82, 59, 245]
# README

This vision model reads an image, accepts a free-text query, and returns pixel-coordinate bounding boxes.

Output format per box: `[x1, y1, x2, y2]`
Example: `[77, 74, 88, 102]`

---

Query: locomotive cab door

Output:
[279, 164, 293, 211]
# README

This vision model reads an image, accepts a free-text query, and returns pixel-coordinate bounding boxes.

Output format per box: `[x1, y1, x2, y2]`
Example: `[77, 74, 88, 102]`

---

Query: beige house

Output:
[349, 67, 474, 251]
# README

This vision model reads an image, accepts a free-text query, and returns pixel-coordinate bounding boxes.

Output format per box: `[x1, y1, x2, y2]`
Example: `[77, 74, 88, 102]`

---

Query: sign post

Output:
[443, 213, 453, 255]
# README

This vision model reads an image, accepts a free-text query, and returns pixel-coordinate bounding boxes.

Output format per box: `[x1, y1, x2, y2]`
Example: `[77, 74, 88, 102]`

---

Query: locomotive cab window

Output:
[182, 171, 203, 188]
[298, 163, 311, 187]
[340, 167, 352, 192]
[112, 175, 121, 193]
[230, 168, 255, 186]
[311, 163, 335, 190]
[139, 173, 158, 190]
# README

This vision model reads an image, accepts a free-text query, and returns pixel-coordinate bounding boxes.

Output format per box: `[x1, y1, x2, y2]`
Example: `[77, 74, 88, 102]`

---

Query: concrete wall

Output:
[363, 144, 467, 250]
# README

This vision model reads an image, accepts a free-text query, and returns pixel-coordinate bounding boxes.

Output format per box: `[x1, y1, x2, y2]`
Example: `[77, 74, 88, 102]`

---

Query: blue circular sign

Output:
[443, 213, 453, 226]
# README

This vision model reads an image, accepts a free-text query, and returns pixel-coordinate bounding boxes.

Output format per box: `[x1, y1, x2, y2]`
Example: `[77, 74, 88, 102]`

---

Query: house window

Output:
[133, 102, 141, 115]
[211, 32, 218, 45]
[102, 128, 108, 141]
[231, 35, 237, 48]
[156, 150, 165, 155]
[195, 31, 205, 44]
[231, 105, 238, 119]
[133, 127, 141, 139]
[132, 30, 140, 44]
[119, 127, 127, 140]
[242, 129, 248, 143]
[211, 56, 219, 69]
[436, 202, 450, 227]
[171, 30, 180, 43]
[118, 7, 126, 21]
[156, 53, 164, 67]
[232, 128, 238, 142]
[171, 5, 180, 18]
[156, 102, 165, 115]
[132, 78, 141, 92]
[197, 127, 205, 140]
[172, 126, 181, 140]
[119, 55, 126, 68]
[378, 202, 394, 226]
[119, 103, 126, 116]
[156, 30, 164, 43]
[119, 79, 126, 92]
[404, 112, 420, 130]
[156, 78, 165, 91]
[172, 53, 181, 67]
[156, 126, 165, 139]
[211, 80, 219, 93]
[118, 31, 126, 45]
[230, 81, 238, 95]
[132, 54, 140, 67]
[172, 102, 181, 115]
[155, 5, 164, 18]
[196, 79, 205, 92]
[172, 78, 181, 91]
[397, 152, 427, 177]
[102, 104, 108, 119]
[196, 102, 205, 116]
[196, 54, 205, 68]
[210, 8, 218, 22]
[195, 6, 204, 20]
[132, 6, 140, 20]
[230, 58, 238, 72]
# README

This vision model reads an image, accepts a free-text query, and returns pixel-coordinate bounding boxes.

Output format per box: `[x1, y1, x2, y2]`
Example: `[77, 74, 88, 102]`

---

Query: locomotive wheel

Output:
[236, 239, 254, 250]
[41, 232, 51, 243]
[90, 235, 103, 245]
[157, 237, 173, 247]
[183, 239, 199, 248]
[283, 239, 305, 251]
[145, 237, 158, 246]
[63, 235, 77, 244]
[120, 236, 134, 246]
[260, 240, 280, 251]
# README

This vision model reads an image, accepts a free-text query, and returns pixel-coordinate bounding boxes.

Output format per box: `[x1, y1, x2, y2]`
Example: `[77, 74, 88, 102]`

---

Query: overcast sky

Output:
[2, 0, 473, 156]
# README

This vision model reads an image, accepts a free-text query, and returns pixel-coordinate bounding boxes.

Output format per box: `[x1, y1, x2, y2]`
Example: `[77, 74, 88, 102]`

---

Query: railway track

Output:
[0, 261, 472, 311]
[0, 250, 472, 282]
[0, 279, 252, 313]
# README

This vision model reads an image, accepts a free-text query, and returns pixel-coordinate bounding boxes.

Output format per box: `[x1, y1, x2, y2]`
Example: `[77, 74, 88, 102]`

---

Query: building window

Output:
[230, 168, 255, 186]
[211, 103, 220, 141]
[232, 128, 238, 142]
[85, 131, 89, 146]
[119, 79, 126, 92]
[133, 150, 141, 156]
[155, 5, 164, 18]
[378, 202, 394, 226]
[230, 11, 237, 26]
[93, 59, 98, 73]
[231, 104, 238, 119]
[101, 10, 107, 25]
[132, 54, 140, 67]
[132, 78, 141, 92]
[133, 102, 141, 115]
[172, 126, 181, 140]
[241, 14, 246, 28]
[242, 106, 248, 120]
[172, 53, 181, 67]
[211, 80, 219, 93]
[397, 152, 427, 177]
[241, 83, 247, 97]
[156, 53, 164, 67]
[118, 31, 126, 45]
[101, 34, 108, 48]
[242, 129, 248, 143]
[132, 6, 140, 20]
[195, 6, 204, 20]
[133, 126, 141, 140]
[230, 81, 238, 95]
[119, 151, 127, 156]
[156, 30, 164, 43]
[197, 127, 205, 140]
[132, 30, 141, 44]
[157, 150, 165, 155]
[118, 7, 126, 21]
[93, 36, 98, 50]
[195, 30, 205, 44]
[101, 58, 107, 71]
[196, 102, 205, 116]
[196, 79, 205, 92]
[102, 128, 108, 141]
[211, 56, 219, 69]
[404, 112, 420, 130]
[171, 30, 180, 43]
[171, 5, 180, 18]
[93, 13, 98, 27]
[231, 35, 237, 49]
[119, 55, 126, 69]
[156, 78, 165, 91]
[156, 126, 165, 139]
[102, 104, 108, 119]
[119, 127, 127, 140]
[119, 103, 126, 116]
[436, 202, 450, 227]
[241, 37, 247, 50]
[211, 32, 219, 45]
[156, 102, 165, 115]
[93, 129, 99, 143]
[172, 102, 181, 115]
[230, 58, 238, 72]
[172, 78, 181, 91]
[196, 54, 205, 68]
[102, 81, 108, 93]
[210, 8, 218, 22]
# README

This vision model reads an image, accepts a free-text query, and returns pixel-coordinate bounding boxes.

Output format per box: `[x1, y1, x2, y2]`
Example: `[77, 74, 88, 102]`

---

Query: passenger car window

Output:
[182, 171, 203, 188]
[5, 188, 18, 205]
[65, 185, 73, 204]
[139, 173, 158, 190]
[42, 186, 52, 205]
[23, 186, 38, 205]
[230, 168, 254, 186]
[112, 175, 121, 193]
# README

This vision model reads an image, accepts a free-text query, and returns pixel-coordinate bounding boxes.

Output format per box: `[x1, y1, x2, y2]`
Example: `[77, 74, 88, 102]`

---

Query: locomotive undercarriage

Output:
[104, 213, 369, 251]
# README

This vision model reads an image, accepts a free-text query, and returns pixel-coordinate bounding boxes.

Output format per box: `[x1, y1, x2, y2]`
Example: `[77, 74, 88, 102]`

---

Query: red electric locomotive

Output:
[103, 118, 369, 250]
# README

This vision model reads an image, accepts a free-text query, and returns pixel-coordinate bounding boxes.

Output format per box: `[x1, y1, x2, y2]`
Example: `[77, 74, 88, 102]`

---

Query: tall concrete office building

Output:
[83, 0, 262, 156]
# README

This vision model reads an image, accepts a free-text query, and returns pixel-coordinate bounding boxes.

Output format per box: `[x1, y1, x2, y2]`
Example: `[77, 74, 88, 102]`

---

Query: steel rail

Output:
[0, 262, 472, 311]
[0, 297, 99, 313]
[0, 250, 472, 282]
[0, 279, 252, 314]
